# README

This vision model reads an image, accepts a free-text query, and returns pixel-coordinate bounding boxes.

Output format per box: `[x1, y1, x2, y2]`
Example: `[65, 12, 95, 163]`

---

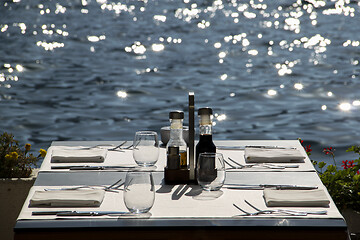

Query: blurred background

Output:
[1, 0, 360, 164]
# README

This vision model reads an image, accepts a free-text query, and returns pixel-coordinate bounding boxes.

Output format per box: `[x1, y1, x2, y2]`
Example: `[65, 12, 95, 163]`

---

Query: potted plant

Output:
[0, 132, 46, 240]
[300, 140, 360, 238]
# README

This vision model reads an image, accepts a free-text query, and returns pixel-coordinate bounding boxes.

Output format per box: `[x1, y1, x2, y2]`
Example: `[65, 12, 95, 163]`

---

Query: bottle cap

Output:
[198, 107, 213, 116]
[169, 111, 184, 119]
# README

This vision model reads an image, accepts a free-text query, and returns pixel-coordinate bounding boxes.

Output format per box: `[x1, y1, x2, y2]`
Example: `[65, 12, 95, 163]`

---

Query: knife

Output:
[217, 146, 297, 150]
[32, 211, 129, 216]
[223, 184, 318, 190]
[69, 166, 137, 170]
[51, 165, 136, 170]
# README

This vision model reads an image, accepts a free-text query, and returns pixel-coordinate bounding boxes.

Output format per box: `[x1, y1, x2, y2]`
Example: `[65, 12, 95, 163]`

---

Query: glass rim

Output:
[135, 130, 157, 135]
[127, 168, 154, 173]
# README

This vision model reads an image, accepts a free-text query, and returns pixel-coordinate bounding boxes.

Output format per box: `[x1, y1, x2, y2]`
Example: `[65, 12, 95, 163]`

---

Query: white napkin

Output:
[29, 189, 105, 207]
[263, 188, 330, 207]
[245, 147, 305, 163]
[51, 148, 107, 163]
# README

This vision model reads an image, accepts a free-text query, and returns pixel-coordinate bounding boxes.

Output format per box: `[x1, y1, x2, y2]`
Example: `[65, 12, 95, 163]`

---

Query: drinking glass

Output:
[197, 152, 226, 191]
[123, 171, 155, 214]
[133, 131, 159, 167]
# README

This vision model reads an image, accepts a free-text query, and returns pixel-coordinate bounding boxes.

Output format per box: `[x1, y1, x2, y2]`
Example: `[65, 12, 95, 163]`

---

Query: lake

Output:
[1, 0, 360, 164]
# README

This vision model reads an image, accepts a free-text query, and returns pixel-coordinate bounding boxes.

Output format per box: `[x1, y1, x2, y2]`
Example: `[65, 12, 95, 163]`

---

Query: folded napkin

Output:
[263, 188, 330, 207]
[245, 147, 305, 163]
[29, 189, 105, 207]
[51, 148, 107, 163]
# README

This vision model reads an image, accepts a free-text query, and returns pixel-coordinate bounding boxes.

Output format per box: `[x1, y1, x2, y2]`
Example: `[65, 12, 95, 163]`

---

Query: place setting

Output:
[219, 145, 316, 172]
[20, 170, 156, 220]
[40, 131, 167, 172]
[226, 180, 332, 219]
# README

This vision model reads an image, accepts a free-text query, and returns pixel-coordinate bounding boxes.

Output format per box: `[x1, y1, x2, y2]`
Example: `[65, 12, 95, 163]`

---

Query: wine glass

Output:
[123, 171, 155, 214]
[133, 131, 159, 167]
[197, 152, 226, 191]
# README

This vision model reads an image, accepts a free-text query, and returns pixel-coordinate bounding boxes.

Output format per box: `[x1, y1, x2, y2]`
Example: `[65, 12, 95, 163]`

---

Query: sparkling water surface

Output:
[1, 0, 360, 163]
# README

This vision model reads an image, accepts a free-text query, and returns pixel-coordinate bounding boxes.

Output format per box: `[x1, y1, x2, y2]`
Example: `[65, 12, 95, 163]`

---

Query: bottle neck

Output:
[170, 119, 184, 140]
[199, 124, 212, 136]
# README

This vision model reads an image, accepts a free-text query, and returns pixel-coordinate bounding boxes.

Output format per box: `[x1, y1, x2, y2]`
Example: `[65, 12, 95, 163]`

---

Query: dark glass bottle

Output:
[195, 107, 216, 164]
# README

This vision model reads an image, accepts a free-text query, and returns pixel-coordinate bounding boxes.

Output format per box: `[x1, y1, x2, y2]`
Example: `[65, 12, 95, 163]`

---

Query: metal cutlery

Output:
[58, 141, 131, 151]
[218, 146, 297, 150]
[108, 141, 130, 151]
[226, 157, 299, 169]
[51, 165, 137, 170]
[104, 178, 123, 191]
[233, 204, 266, 216]
[224, 158, 284, 169]
[32, 211, 130, 216]
[68, 165, 137, 170]
[244, 200, 327, 216]
[223, 184, 318, 190]
[233, 203, 313, 216]
[44, 178, 124, 192]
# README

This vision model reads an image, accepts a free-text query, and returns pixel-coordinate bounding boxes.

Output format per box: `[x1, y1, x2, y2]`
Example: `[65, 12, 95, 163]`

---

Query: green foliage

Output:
[311, 146, 360, 211]
[0, 132, 46, 178]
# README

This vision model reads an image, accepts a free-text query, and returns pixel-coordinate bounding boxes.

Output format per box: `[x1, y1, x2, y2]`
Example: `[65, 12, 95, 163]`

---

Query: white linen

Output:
[18, 184, 341, 220]
[51, 148, 107, 163]
[41, 146, 166, 172]
[41, 142, 315, 172]
[245, 147, 305, 163]
[263, 188, 330, 207]
[29, 189, 105, 207]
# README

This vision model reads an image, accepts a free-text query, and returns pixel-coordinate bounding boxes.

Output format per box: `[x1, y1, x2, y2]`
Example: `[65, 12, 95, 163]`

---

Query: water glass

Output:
[123, 171, 155, 214]
[197, 152, 226, 191]
[133, 131, 159, 167]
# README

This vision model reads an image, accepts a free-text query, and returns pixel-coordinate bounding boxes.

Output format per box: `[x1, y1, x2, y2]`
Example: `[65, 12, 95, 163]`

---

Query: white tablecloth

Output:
[40, 140, 315, 172]
[18, 184, 342, 220]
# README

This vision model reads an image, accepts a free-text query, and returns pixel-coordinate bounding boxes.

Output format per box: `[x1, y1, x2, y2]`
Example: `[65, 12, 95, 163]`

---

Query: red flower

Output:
[323, 147, 335, 156]
[342, 160, 356, 170]
[305, 145, 312, 153]
[348, 160, 355, 168]
[342, 160, 349, 169]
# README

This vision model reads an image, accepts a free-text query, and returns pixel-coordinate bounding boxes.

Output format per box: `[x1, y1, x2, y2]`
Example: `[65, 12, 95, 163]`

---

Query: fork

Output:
[224, 159, 243, 169]
[44, 178, 123, 193]
[234, 203, 306, 216]
[228, 157, 286, 169]
[233, 204, 269, 216]
[244, 200, 327, 216]
[108, 141, 128, 151]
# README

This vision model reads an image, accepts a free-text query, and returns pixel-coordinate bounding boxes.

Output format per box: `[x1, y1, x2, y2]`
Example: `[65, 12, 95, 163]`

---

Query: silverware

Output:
[218, 146, 297, 150]
[233, 203, 306, 216]
[44, 178, 124, 192]
[32, 211, 129, 216]
[44, 186, 95, 191]
[108, 141, 127, 151]
[69, 165, 137, 170]
[69, 144, 115, 150]
[227, 157, 299, 169]
[244, 200, 327, 216]
[223, 184, 318, 190]
[51, 165, 137, 170]
[104, 178, 123, 191]
[223, 158, 243, 169]
[232, 204, 268, 216]
[225, 158, 285, 170]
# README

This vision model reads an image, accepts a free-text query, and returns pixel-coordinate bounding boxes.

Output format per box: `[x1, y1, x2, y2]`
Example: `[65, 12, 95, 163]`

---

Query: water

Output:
[1, 0, 360, 164]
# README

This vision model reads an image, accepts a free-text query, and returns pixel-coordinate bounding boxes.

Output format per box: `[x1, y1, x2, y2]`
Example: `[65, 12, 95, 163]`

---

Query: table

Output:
[14, 140, 349, 240]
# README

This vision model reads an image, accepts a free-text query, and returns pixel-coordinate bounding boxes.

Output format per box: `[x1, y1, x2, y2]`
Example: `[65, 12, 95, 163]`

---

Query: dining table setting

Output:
[14, 139, 349, 240]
